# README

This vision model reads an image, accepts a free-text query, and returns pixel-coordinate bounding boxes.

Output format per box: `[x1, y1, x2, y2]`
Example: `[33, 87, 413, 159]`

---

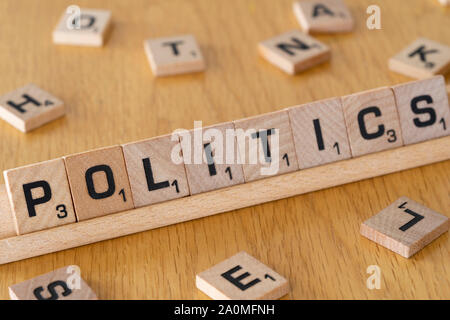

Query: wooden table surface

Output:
[0, 0, 448, 300]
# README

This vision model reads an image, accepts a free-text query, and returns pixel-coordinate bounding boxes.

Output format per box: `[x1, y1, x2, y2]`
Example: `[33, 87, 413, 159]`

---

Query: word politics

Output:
[1, 76, 449, 237]
[258, 30, 331, 74]
[360, 197, 449, 258]
[144, 34, 206, 76]
[9, 265, 97, 300]
[0, 84, 65, 133]
[196, 251, 289, 300]
[53, 8, 112, 47]
[389, 38, 450, 79]
[293, 0, 354, 34]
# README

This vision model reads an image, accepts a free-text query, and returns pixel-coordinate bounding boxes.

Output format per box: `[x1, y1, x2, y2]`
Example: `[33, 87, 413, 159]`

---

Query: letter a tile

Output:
[3, 159, 76, 235]
[258, 30, 330, 74]
[9, 265, 97, 300]
[293, 0, 354, 34]
[360, 197, 449, 258]
[196, 251, 289, 300]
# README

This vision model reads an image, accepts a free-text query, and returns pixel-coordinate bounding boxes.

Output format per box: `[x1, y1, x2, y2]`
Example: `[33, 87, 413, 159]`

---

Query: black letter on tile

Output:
[7, 94, 41, 113]
[23, 181, 52, 218]
[221, 265, 261, 291]
[357, 106, 385, 140]
[142, 157, 170, 191]
[162, 41, 184, 55]
[411, 95, 436, 128]
[251, 129, 274, 163]
[85, 165, 115, 199]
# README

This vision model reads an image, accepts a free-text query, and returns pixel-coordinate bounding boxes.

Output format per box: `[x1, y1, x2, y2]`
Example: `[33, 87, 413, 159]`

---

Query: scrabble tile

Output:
[258, 30, 331, 75]
[179, 122, 244, 195]
[341, 87, 404, 157]
[389, 38, 450, 79]
[288, 97, 351, 169]
[392, 76, 450, 145]
[64, 146, 134, 221]
[0, 184, 17, 239]
[122, 134, 190, 207]
[53, 8, 112, 47]
[0, 84, 65, 132]
[234, 110, 299, 182]
[9, 265, 97, 300]
[360, 197, 449, 258]
[196, 251, 289, 300]
[3, 159, 76, 235]
[293, 0, 354, 34]
[144, 34, 206, 76]
[439, 0, 449, 6]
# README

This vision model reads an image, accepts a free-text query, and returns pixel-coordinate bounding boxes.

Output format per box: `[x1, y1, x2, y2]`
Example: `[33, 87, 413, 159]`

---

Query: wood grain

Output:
[0, 0, 448, 300]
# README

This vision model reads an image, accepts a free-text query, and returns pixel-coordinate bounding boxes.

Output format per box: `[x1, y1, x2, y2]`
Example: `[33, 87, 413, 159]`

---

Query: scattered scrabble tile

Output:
[234, 110, 299, 182]
[64, 146, 134, 221]
[0, 84, 65, 133]
[389, 38, 450, 79]
[293, 0, 354, 34]
[179, 122, 244, 195]
[288, 97, 351, 169]
[258, 30, 331, 75]
[144, 34, 206, 76]
[122, 134, 190, 207]
[196, 251, 289, 300]
[53, 8, 112, 47]
[3, 159, 76, 235]
[361, 197, 449, 258]
[9, 265, 97, 300]
[0, 184, 16, 239]
[341, 87, 404, 157]
[392, 76, 450, 145]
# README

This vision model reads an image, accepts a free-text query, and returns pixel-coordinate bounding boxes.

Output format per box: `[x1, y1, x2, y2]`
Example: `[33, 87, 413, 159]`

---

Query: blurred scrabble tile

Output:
[9, 265, 97, 300]
[361, 197, 449, 258]
[341, 87, 404, 157]
[3, 159, 76, 235]
[389, 38, 450, 79]
[179, 122, 244, 195]
[0, 184, 16, 239]
[0, 84, 65, 132]
[392, 76, 450, 145]
[288, 97, 351, 169]
[293, 0, 354, 34]
[144, 34, 205, 76]
[234, 110, 299, 182]
[439, 0, 449, 6]
[258, 30, 330, 74]
[196, 251, 289, 300]
[64, 146, 134, 221]
[122, 134, 190, 207]
[53, 8, 112, 47]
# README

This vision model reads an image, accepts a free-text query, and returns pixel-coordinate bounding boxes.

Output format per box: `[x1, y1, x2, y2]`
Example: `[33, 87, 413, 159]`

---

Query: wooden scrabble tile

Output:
[288, 97, 351, 169]
[3, 159, 76, 235]
[392, 76, 450, 145]
[360, 197, 449, 258]
[234, 110, 299, 182]
[64, 146, 134, 221]
[0, 84, 65, 132]
[53, 8, 111, 47]
[0, 184, 17, 239]
[9, 265, 97, 300]
[293, 0, 354, 34]
[144, 34, 205, 76]
[179, 122, 244, 195]
[258, 30, 331, 75]
[341, 87, 404, 157]
[122, 134, 190, 207]
[389, 38, 450, 79]
[196, 251, 289, 300]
